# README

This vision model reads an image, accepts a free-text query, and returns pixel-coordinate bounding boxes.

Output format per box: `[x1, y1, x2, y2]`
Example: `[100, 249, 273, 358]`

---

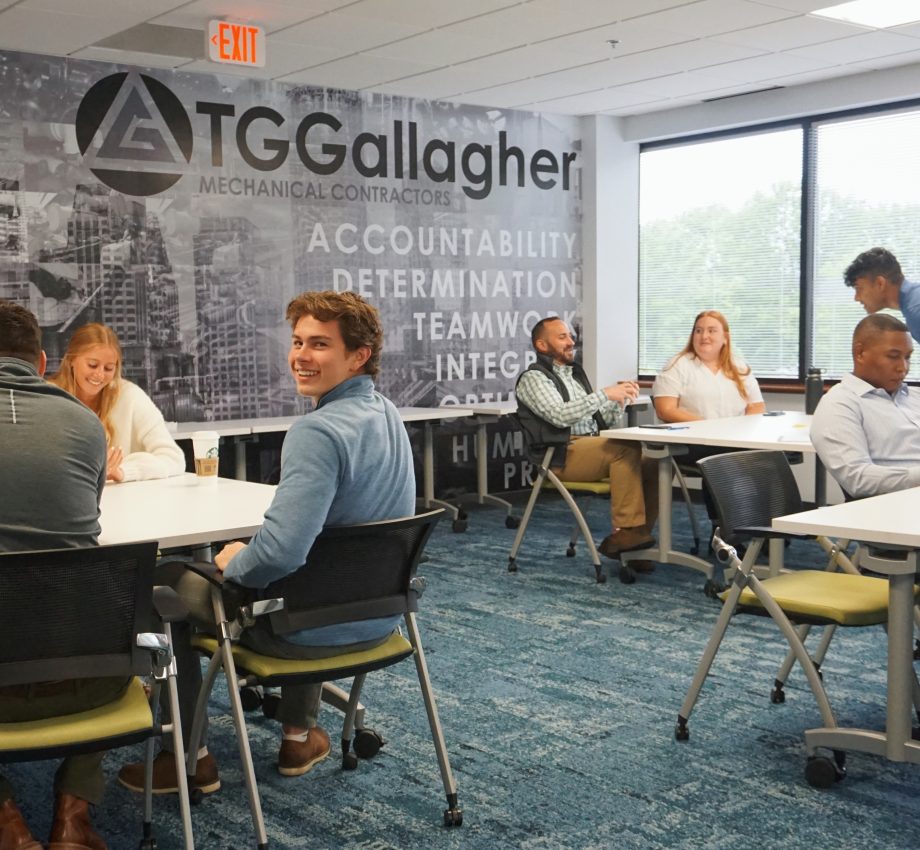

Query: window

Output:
[638, 100, 920, 383]
[813, 108, 920, 381]
[639, 128, 802, 378]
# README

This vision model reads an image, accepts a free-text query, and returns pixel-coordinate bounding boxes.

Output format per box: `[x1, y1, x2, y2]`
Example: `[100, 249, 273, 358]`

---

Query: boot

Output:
[47, 793, 106, 850]
[0, 799, 41, 850]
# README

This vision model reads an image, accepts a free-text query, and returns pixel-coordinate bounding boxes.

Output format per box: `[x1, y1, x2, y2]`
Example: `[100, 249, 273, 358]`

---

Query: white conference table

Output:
[600, 411, 814, 581]
[773, 488, 920, 769]
[170, 407, 476, 528]
[99, 473, 276, 550]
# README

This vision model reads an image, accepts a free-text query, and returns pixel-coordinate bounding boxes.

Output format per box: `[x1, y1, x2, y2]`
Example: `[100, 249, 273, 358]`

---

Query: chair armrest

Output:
[184, 560, 227, 586]
[152, 586, 189, 623]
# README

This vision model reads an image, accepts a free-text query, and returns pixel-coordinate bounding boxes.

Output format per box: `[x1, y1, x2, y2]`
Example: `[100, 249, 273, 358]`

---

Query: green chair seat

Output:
[192, 631, 414, 678]
[0, 677, 151, 752]
[723, 571, 892, 626]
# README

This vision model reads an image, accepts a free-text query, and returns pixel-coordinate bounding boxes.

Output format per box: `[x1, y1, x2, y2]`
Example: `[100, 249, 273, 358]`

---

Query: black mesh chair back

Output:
[697, 450, 803, 544]
[0, 541, 158, 687]
[262, 509, 443, 636]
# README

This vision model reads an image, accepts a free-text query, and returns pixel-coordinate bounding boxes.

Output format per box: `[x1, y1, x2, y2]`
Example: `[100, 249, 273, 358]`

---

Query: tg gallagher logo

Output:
[76, 72, 577, 200]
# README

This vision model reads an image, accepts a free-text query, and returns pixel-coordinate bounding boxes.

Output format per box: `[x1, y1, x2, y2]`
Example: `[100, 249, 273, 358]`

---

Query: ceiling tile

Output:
[845, 52, 920, 74]
[787, 30, 920, 64]
[705, 49, 830, 82]
[752, 1, 837, 11]
[595, 38, 764, 86]
[153, 0, 350, 32]
[277, 53, 438, 89]
[0, 8, 115, 54]
[332, 0, 520, 30]
[270, 8, 426, 49]
[530, 87, 662, 115]
[717, 13, 869, 50]
[262, 38, 347, 72]
[20, 0, 178, 13]
[641, 0, 795, 39]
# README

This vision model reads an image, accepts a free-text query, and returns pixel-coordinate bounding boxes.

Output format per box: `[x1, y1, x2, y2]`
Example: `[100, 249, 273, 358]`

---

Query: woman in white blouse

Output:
[653, 310, 765, 423]
[50, 323, 185, 482]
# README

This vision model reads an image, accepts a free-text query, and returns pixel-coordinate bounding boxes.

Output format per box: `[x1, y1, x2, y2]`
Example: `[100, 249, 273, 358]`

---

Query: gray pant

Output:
[0, 676, 130, 805]
[164, 570, 389, 745]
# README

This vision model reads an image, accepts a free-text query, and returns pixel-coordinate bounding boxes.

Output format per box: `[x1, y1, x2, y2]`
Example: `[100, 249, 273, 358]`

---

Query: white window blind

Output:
[639, 129, 802, 378]
[813, 107, 920, 381]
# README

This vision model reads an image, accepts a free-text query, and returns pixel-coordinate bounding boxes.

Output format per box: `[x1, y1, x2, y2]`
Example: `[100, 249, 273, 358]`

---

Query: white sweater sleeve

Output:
[111, 382, 186, 482]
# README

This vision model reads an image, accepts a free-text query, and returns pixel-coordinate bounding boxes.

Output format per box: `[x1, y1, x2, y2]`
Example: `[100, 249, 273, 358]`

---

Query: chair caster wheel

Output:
[675, 721, 689, 742]
[189, 786, 204, 806]
[342, 751, 359, 770]
[239, 685, 263, 712]
[594, 567, 606, 584]
[353, 728, 384, 759]
[505, 515, 520, 529]
[619, 565, 636, 584]
[703, 579, 724, 599]
[690, 540, 701, 556]
[805, 754, 845, 788]
[452, 519, 468, 533]
[770, 686, 786, 704]
[444, 808, 463, 827]
[262, 692, 282, 720]
[508, 558, 517, 572]
[565, 546, 576, 557]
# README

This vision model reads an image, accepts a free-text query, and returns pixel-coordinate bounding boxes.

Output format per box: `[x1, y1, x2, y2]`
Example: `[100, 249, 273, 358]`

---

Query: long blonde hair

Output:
[664, 310, 751, 401]
[50, 323, 122, 443]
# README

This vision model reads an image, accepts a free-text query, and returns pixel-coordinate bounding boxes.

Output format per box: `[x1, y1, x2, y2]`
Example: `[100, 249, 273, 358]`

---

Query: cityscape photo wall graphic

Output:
[0, 49, 582, 488]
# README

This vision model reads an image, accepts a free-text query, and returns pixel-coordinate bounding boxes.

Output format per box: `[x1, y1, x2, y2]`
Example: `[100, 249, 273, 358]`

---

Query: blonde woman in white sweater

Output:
[50, 323, 185, 482]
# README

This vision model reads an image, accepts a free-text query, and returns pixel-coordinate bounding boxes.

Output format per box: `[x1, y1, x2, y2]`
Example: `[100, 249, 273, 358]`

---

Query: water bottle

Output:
[805, 367, 823, 415]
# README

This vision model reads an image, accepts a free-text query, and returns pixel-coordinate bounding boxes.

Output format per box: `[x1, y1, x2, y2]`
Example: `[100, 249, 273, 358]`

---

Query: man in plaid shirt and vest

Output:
[516, 316, 658, 561]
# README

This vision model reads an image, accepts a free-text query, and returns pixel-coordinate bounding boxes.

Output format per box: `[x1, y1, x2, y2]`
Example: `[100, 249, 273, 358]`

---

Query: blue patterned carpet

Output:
[8, 493, 920, 849]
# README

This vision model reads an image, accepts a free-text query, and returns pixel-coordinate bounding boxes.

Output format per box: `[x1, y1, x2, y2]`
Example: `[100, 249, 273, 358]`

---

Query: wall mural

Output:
[0, 50, 582, 491]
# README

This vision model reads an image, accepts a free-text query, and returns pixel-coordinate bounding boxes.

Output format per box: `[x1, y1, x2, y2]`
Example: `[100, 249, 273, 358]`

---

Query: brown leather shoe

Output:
[0, 799, 41, 850]
[47, 793, 106, 850]
[278, 726, 331, 777]
[117, 750, 220, 796]
[598, 527, 655, 559]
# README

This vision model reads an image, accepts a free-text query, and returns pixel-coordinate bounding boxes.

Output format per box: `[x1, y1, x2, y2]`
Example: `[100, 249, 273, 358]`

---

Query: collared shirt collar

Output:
[841, 371, 909, 401]
[315, 374, 374, 409]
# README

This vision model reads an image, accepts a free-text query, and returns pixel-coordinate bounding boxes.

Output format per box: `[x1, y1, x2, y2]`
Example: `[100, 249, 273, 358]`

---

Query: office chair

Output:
[673, 450, 911, 787]
[506, 412, 613, 583]
[0, 541, 194, 850]
[183, 509, 461, 848]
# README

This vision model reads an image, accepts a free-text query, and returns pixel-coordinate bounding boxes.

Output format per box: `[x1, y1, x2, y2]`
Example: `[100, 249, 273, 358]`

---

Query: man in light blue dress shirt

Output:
[844, 247, 920, 344]
[811, 313, 920, 499]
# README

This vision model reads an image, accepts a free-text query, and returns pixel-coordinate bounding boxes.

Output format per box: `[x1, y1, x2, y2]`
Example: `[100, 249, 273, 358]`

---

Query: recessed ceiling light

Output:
[811, 0, 920, 29]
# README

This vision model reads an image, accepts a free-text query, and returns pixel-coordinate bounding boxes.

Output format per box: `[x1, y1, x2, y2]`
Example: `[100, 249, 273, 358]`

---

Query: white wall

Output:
[579, 114, 639, 389]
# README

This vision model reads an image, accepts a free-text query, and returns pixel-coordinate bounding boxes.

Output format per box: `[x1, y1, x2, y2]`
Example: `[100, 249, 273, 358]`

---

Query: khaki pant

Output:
[554, 436, 659, 531]
[0, 676, 130, 805]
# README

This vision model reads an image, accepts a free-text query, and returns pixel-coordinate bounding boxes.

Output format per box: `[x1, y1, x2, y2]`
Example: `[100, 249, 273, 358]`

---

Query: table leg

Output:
[417, 422, 464, 528]
[886, 568, 915, 759]
[621, 444, 713, 579]
[235, 438, 248, 481]
[472, 417, 514, 517]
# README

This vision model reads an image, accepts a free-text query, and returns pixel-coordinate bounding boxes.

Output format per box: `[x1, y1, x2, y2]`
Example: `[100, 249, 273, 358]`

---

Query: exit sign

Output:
[208, 20, 265, 68]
